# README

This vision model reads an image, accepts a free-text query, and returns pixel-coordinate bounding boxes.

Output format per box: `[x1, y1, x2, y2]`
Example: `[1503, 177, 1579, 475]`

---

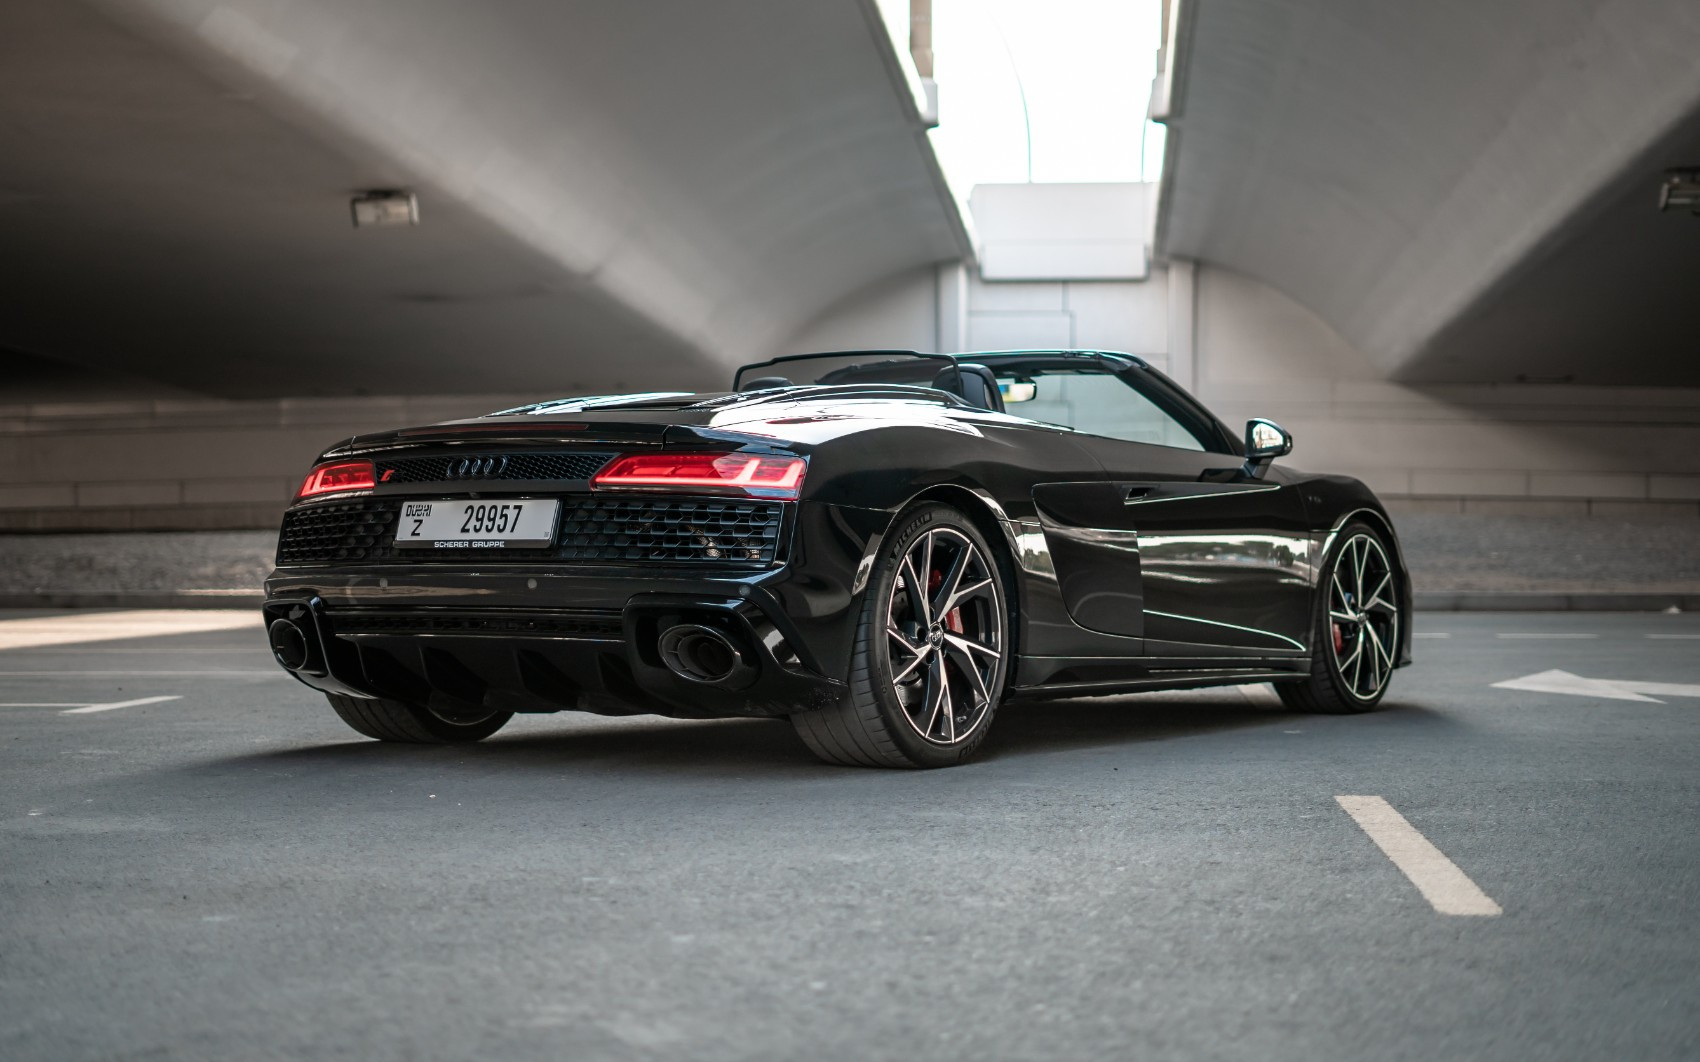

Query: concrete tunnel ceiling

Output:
[0, 0, 968, 399]
[1157, 0, 1700, 386]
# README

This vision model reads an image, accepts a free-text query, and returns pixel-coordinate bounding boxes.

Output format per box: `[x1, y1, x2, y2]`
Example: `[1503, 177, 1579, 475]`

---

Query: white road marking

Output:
[27, 647, 262, 654]
[1336, 796, 1502, 916]
[1647, 634, 1700, 640]
[61, 695, 182, 715]
[1415, 632, 1451, 639]
[1493, 669, 1700, 704]
[0, 670, 276, 677]
[0, 610, 260, 651]
[1234, 683, 1284, 707]
[1495, 632, 1597, 640]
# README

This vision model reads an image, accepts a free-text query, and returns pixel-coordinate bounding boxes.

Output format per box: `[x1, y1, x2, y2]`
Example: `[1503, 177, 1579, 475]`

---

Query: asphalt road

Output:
[2, 609, 1698, 1060]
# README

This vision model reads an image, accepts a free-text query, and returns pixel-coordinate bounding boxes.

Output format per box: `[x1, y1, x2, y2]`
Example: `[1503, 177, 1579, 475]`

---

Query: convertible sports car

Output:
[264, 349, 1410, 768]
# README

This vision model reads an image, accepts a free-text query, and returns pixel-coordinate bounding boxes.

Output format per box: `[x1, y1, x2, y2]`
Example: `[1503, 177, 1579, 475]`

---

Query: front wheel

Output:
[791, 503, 1011, 768]
[1276, 522, 1402, 714]
[325, 692, 512, 743]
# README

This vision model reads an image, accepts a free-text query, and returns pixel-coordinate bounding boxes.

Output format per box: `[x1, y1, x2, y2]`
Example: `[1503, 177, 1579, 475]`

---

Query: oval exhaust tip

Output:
[657, 624, 746, 685]
[269, 618, 312, 672]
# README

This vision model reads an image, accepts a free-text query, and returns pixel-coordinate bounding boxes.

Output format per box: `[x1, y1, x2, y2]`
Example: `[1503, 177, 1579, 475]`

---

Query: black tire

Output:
[791, 503, 1012, 768]
[325, 692, 512, 743]
[1276, 520, 1401, 714]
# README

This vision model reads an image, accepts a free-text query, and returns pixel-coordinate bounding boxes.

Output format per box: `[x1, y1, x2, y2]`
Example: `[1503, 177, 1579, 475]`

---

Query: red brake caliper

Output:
[927, 567, 964, 633]
[1332, 622, 1345, 654]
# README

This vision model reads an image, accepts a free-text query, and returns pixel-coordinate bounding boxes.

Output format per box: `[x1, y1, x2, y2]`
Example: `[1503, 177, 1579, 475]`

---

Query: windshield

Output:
[992, 366, 1213, 451]
[734, 352, 961, 391]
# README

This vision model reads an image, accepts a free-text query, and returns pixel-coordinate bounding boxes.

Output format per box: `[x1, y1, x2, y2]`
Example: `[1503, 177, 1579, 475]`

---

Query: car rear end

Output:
[262, 418, 850, 722]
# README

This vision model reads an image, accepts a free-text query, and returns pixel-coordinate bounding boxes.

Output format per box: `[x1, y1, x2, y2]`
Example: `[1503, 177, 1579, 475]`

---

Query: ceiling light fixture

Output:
[1657, 169, 1700, 215]
[350, 190, 418, 228]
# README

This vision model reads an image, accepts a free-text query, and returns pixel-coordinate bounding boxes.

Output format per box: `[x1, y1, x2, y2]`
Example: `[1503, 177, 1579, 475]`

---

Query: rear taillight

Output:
[297, 460, 376, 500]
[591, 453, 805, 498]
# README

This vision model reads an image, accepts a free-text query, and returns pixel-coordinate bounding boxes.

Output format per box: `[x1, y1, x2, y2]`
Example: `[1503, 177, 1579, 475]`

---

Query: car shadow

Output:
[200, 689, 1438, 782]
[981, 693, 1284, 761]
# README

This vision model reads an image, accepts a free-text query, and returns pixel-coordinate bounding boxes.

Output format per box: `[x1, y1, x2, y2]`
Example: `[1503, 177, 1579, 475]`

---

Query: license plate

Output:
[393, 499, 559, 549]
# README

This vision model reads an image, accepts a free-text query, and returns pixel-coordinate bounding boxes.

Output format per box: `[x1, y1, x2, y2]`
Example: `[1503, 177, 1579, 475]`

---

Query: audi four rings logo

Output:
[446, 456, 509, 478]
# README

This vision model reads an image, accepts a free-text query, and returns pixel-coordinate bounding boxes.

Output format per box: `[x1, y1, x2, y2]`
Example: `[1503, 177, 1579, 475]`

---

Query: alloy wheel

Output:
[1327, 533, 1399, 700]
[884, 526, 1004, 745]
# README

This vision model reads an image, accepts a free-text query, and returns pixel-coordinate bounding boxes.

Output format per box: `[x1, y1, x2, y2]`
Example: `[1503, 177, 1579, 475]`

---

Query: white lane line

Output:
[1495, 633, 1597, 640]
[61, 695, 182, 715]
[0, 610, 261, 651]
[1234, 683, 1284, 707]
[0, 670, 276, 677]
[1336, 795, 1502, 917]
[26, 647, 263, 654]
[1415, 632, 1451, 639]
[1648, 634, 1700, 640]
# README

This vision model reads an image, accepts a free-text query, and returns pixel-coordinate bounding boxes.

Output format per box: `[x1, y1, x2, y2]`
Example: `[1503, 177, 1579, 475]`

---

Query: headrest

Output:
[931, 363, 1005, 413]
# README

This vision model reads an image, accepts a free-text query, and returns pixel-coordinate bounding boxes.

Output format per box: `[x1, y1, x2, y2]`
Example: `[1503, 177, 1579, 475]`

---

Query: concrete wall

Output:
[1186, 266, 1700, 518]
[5, 257, 1695, 532]
[0, 393, 534, 531]
[783, 259, 1700, 521]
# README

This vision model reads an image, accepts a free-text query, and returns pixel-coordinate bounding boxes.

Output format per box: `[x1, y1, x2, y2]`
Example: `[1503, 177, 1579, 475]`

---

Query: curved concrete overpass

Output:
[0, 0, 967, 398]
[1155, 0, 1700, 385]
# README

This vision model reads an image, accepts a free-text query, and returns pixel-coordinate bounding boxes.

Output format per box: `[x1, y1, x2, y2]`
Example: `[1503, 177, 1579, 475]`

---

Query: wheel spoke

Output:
[929, 655, 953, 742]
[945, 632, 1000, 660]
[941, 577, 994, 617]
[1366, 571, 1391, 605]
[918, 657, 946, 737]
[1338, 635, 1362, 675]
[900, 551, 931, 626]
[893, 654, 929, 683]
[943, 636, 992, 707]
[919, 531, 935, 606]
[1367, 624, 1393, 670]
[887, 623, 928, 681]
[942, 672, 957, 743]
[1329, 610, 1355, 623]
[887, 623, 919, 655]
[931, 542, 970, 618]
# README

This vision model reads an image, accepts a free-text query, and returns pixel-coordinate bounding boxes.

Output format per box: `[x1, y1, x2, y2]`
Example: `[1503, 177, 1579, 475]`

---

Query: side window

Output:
[1001, 370, 1210, 451]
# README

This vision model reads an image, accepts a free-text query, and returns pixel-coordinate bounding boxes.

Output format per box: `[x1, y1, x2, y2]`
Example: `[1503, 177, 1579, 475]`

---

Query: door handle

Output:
[1123, 486, 1152, 504]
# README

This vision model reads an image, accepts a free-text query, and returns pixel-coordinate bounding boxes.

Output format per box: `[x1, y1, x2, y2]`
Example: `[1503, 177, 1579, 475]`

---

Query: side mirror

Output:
[1242, 418, 1293, 479]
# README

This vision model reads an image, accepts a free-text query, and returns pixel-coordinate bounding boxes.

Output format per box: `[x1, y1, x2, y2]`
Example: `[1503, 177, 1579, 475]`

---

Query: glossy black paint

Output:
[264, 350, 1413, 720]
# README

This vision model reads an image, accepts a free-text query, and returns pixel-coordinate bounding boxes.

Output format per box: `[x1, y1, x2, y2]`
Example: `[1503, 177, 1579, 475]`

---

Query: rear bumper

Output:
[260, 497, 894, 718]
[261, 588, 845, 719]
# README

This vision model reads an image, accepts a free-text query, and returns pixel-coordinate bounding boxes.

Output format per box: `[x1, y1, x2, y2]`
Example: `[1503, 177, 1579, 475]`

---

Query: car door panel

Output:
[1030, 481, 1143, 641]
[1082, 443, 1314, 655]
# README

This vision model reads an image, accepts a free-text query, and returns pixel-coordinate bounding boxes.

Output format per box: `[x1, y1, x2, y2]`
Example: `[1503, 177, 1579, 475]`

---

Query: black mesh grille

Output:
[276, 496, 784, 566]
[326, 609, 624, 638]
[557, 498, 784, 564]
[276, 499, 399, 564]
[376, 452, 615, 484]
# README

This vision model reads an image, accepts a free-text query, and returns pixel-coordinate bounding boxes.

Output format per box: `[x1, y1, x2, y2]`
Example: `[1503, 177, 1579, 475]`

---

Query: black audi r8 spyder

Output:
[264, 349, 1411, 768]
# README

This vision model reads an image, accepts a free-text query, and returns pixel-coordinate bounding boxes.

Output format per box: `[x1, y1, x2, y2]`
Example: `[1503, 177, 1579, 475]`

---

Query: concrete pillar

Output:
[1166, 258, 1196, 389]
[936, 260, 968, 352]
[910, 0, 933, 78]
